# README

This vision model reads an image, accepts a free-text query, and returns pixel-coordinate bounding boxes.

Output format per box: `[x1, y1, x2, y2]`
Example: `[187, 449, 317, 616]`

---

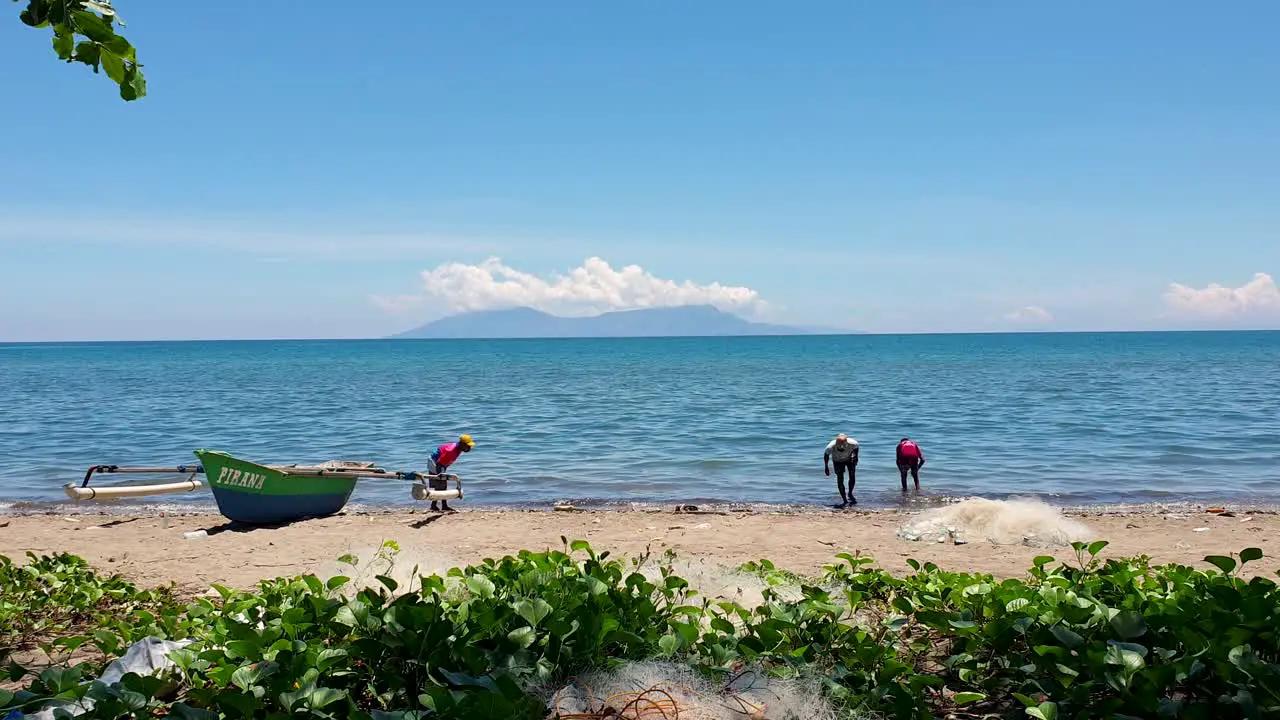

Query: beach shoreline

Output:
[3, 503, 1277, 595]
[6, 491, 1280, 517]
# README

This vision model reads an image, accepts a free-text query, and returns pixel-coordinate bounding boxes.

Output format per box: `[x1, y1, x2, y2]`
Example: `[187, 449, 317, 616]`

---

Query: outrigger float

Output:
[65, 449, 462, 525]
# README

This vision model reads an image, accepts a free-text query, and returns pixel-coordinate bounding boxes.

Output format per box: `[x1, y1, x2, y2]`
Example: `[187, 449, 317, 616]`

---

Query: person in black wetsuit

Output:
[823, 433, 860, 506]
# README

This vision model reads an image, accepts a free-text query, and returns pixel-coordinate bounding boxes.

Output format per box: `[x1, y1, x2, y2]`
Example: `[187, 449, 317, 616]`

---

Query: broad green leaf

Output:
[92, 629, 120, 654]
[103, 33, 132, 57]
[116, 686, 150, 711]
[658, 634, 679, 656]
[710, 617, 736, 635]
[1229, 644, 1258, 674]
[306, 687, 346, 709]
[962, 582, 993, 596]
[1087, 540, 1109, 556]
[954, 692, 986, 705]
[417, 692, 440, 711]
[170, 703, 218, 720]
[514, 598, 552, 627]
[71, 11, 113, 42]
[326, 575, 351, 591]
[1012, 693, 1039, 708]
[1110, 611, 1148, 639]
[1027, 702, 1059, 720]
[436, 668, 499, 692]
[1240, 547, 1264, 564]
[20, 3, 51, 27]
[230, 664, 260, 692]
[217, 690, 260, 717]
[121, 672, 168, 698]
[39, 667, 82, 693]
[466, 576, 496, 599]
[1204, 555, 1237, 575]
[507, 626, 536, 649]
[1006, 598, 1031, 612]
[52, 31, 74, 60]
[1105, 642, 1147, 672]
[224, 640, 259, 660]
[1050, 626, 1084, 648]
[73, 40, 100, 67]
[279, 686, 307, 712]
[585, 576, 609, 596]
[334, 605, 360, 627]
[316, 648, 348, 670]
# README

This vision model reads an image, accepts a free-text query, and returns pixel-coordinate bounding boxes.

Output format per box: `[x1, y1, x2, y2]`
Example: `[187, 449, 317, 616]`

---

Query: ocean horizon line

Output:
[3, 327, 1279, 346]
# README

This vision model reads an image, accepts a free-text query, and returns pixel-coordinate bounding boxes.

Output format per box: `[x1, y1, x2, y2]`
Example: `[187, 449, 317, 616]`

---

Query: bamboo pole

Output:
[64, 479, 204, 500]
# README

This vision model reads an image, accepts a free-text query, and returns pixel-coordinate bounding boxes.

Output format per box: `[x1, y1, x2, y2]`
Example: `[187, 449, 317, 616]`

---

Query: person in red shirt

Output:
[896, 437, 925, 493]
[428, 434, 475, 512]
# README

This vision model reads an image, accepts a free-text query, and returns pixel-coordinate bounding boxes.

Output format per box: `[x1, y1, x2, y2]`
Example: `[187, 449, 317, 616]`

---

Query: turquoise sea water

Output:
[1, 332, 1277, 512]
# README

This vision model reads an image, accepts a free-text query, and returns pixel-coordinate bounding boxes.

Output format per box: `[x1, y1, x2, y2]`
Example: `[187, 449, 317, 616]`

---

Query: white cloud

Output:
[375, 256, 767, 316]
[1004, 305, 1053, 325]
[1164, 272, 1280, 319]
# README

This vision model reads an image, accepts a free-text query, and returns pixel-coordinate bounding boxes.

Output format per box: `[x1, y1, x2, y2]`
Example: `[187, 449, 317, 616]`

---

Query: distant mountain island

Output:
[389, 305, 856, 339]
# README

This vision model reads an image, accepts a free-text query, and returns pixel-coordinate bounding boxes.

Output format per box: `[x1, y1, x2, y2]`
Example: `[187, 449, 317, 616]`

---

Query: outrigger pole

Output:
[66, 464, 207, 500]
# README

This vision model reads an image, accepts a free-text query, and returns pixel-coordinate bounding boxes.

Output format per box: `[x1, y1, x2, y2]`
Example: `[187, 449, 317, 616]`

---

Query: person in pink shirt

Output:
[428, 434, 475, 512]
[896, 437, 925, 493]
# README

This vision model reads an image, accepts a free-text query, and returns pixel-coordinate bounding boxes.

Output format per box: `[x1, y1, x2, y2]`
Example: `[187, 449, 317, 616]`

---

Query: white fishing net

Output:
[636, 556, 807, 608]
[897, 497, 1094, 547]
[544, 661, 840, 720]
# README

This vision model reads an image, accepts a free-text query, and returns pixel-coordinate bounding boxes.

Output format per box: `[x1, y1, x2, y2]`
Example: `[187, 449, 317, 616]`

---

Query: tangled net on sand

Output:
[898, 497, 1093, 547]
[545, 661, 835, 720]
[548, 683, 691, 719]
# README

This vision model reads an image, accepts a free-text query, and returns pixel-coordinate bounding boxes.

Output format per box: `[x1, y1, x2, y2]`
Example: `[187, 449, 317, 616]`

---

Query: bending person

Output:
[823, 433, 860, 507]
[428, 434, 475, 512]
[895, 437, 925, 492]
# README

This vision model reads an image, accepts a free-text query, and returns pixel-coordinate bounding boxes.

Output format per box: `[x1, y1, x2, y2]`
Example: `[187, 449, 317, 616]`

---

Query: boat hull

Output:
[195, 449, 356, 525]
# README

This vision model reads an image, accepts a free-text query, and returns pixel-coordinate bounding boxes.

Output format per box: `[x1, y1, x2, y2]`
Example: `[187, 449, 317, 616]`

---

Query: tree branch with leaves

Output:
[14, 0, 145, 100]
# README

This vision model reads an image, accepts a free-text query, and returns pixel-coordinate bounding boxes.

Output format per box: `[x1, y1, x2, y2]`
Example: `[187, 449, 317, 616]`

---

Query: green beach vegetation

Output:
[2, 540, 1278, 719]
[12, 0, 145, 100]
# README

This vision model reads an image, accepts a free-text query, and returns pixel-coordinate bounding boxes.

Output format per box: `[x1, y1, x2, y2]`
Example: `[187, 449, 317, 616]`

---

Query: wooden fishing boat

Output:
[64, 448, 463, 524]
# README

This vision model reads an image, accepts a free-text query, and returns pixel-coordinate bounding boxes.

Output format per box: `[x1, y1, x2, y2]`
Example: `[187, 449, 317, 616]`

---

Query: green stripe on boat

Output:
[195, 449, 358, 497]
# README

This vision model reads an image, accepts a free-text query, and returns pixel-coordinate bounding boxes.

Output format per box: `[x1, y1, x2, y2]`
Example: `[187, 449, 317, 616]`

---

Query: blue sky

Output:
[2, 1, 1278, 340]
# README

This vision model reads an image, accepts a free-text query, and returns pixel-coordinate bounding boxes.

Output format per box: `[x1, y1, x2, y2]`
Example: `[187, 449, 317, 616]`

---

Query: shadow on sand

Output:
[199, 519, 296, 535]
[195, 511, 453, 535]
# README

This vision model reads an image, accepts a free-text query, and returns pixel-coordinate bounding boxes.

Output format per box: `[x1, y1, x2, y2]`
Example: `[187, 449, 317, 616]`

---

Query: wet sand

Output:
[2, 504, 1277, 593]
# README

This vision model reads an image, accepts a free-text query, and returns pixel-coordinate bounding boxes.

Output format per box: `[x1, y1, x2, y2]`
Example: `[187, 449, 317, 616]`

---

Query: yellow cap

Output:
[459, 434, 475, 448]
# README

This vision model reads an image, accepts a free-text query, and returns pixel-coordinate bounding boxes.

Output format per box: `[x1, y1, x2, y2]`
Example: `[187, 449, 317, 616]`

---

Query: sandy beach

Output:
[3, 504, 1277, 594]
